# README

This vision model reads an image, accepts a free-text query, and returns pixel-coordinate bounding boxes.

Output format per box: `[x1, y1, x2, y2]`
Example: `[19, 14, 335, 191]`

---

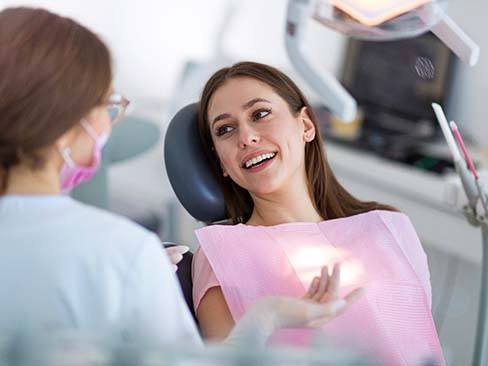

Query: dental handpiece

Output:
[432, 103, 479, 211]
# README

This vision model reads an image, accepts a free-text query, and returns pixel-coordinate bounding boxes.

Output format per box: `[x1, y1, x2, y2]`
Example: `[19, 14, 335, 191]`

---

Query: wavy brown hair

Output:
[0, 7, 112, 193]
[198, 62, 396, 224]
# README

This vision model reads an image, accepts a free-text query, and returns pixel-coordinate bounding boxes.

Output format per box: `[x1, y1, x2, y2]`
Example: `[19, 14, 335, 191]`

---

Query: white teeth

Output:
[244, 152, 276, 168]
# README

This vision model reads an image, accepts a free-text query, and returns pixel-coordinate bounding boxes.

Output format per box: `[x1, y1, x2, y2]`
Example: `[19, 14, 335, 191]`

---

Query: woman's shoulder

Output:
[196, 222, 242, 232]
[369, 209, 412, 225]
[339, 209, 415, 233]
[372, 208, 408, 219]
[343, 209, 410, 224]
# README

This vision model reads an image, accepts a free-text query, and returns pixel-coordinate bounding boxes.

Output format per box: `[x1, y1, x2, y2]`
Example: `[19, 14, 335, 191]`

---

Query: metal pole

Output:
[473, 223, 488, 366]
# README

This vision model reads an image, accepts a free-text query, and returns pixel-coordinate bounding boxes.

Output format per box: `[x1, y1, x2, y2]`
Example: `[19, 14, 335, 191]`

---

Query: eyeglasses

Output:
[107, 93, 130, 125]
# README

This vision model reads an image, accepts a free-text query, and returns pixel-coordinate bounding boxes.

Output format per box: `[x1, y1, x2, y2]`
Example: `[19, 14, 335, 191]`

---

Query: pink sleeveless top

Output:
[192, 210, 445, 366]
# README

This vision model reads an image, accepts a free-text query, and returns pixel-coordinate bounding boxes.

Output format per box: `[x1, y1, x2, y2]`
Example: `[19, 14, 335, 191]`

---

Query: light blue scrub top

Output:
[0, 195, 200, 346]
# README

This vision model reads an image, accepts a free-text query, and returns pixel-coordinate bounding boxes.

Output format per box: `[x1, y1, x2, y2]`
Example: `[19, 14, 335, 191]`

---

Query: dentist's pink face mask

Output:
[59, 120, 109, 191]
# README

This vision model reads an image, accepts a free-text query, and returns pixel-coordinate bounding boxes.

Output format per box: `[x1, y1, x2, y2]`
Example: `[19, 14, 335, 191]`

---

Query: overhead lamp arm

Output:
[285, 0, 480, 123]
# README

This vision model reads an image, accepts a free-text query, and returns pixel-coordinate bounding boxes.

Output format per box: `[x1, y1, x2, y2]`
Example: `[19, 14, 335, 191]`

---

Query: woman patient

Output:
[191, 61, 446, 365]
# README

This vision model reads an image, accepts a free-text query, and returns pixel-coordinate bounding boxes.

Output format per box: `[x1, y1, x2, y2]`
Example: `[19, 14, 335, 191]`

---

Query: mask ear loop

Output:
[58, 119, 99, 168]
[59, 147, 76, 168]
[80, 118, 99, 141]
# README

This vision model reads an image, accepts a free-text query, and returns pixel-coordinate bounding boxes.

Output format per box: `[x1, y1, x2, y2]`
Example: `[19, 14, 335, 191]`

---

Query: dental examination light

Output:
[286, 0, 480, 122]
[433, 103, 488, 366]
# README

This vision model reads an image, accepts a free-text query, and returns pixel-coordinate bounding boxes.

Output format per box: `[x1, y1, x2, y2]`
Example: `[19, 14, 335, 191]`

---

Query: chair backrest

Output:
[164, 103, 226, 223]
[162, 243, 197, 324]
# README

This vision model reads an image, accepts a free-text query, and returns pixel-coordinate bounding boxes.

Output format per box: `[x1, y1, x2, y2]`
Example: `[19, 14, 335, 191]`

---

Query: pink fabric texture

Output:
[193, 210, 445, 366]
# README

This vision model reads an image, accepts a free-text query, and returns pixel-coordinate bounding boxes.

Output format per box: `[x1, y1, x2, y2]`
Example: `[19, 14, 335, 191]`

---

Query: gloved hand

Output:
[163, 243, 190, 272]
[224, 263, 363, 346]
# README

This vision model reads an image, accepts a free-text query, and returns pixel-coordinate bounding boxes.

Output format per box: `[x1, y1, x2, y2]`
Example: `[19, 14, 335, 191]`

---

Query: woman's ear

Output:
[300, 107, 316, 142]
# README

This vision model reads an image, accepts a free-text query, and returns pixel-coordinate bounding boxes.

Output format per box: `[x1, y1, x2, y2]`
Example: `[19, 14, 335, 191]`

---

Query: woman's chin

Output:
[247, 181, 283, 196]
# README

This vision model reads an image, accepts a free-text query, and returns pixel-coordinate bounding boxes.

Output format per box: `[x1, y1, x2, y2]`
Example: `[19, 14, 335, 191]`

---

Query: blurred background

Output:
[1, 0, 487, 364]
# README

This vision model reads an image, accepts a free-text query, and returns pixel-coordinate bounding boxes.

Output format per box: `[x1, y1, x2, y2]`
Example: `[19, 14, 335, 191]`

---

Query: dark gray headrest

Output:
[164, 103, 226, 223]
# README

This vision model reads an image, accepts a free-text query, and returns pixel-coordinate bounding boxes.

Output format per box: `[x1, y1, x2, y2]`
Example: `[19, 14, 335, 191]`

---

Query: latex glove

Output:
[163, 244, 190, 272]
[224, 263, 363, 346]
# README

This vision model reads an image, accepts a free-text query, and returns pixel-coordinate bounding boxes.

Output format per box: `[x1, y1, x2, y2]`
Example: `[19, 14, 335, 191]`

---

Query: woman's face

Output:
[207, 77, 315, 195]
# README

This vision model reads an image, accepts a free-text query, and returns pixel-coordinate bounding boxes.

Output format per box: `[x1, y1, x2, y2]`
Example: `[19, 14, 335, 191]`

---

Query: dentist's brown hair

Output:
[198, 61, 395, 223]
[0, 7, 112, 192]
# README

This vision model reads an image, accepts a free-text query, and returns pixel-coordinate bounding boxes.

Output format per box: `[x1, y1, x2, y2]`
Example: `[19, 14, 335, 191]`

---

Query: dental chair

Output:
[164, 103, 225, 223]
[164, 103, 226, 325]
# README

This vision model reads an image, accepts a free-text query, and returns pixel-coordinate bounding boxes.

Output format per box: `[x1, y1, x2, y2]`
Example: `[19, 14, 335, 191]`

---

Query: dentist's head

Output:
[0, 7, 127, 194]
[198, 62, 395, 224]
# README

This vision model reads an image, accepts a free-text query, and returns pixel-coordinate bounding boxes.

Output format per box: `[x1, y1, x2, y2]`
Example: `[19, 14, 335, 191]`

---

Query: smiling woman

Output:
[192, 62, 447, 365]
[197, 61, 395, 224]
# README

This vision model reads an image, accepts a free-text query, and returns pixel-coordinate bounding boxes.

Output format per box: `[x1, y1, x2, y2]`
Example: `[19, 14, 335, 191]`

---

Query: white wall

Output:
[2, 0, 486, 137]
[0, 0, 346, 111]
[0, 0, 229, 105]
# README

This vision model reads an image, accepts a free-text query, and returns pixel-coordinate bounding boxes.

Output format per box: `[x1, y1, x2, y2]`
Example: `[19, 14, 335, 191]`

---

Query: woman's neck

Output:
[4, 162, 61, 196]
[247, 178, 323, 226]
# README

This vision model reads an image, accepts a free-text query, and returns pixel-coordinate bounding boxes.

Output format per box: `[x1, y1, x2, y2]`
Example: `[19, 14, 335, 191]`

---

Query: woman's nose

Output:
[237, 124, 260, 149]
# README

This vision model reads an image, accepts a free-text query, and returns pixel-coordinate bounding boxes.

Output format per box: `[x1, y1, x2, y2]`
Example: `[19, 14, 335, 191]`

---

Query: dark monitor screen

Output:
[341, 31, 455, 122]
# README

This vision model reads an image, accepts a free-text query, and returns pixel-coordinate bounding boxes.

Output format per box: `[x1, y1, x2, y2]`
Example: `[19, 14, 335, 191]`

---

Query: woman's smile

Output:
[243, 151, 277, 173]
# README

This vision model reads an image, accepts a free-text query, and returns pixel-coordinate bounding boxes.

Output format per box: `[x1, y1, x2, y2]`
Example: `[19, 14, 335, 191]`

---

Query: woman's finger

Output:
[313, 266, 329, 301]
[307, 287, 365, 327]
[333, 287, 365, 317]
[304, 277, 320, 299]
[316, 263, 341, 303]
[344, 287, 365, 306]
[323, 263, 341, 300]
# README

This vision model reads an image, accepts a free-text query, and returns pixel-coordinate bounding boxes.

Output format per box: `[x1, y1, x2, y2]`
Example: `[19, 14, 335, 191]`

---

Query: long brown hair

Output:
[0, 7, 112, 193]
[198, 61, 396, 223]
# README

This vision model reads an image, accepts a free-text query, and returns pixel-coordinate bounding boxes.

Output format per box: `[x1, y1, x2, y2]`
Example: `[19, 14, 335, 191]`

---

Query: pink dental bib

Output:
[195, 210, 446, 365]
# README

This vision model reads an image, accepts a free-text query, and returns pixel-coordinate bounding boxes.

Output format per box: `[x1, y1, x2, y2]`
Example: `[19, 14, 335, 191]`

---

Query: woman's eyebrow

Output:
[242, 98, 271, 110]
[211, 98, 271, 127]
[212, 113, 231, 127]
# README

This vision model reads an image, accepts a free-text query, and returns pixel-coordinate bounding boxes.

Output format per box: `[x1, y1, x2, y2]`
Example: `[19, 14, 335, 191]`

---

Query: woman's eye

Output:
[216, 125, 234, 136]
[252, 108, 271, 121]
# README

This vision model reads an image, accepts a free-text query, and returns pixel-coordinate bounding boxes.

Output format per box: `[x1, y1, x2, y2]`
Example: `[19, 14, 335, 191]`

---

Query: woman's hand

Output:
[255, 263, 363, 330]
[268, 263, 363, 329]
[225, 263, 363, 346]
[300, 263, 364, 327]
